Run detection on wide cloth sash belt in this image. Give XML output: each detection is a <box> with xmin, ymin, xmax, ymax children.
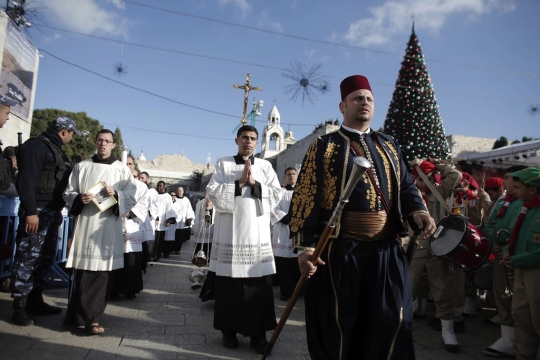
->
<box><xmin>340</xmin><ymin>210</ymin><xmax>396</xmax><ymax>241</ymax></box>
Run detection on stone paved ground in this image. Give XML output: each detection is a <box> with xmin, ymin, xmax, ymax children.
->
<box><xmin>0</xmin><ymin>241</ymin><xmax>501</xmax><ymax>359</ymax></box>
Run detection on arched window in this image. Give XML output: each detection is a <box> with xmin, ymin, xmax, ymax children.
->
<box><xmin>269</xmin><ymin>133</ymin><xmax>280</xmax><ymax>150</ymax></box>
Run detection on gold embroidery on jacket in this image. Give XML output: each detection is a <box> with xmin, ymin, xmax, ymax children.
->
<box><xmin>322</xmin><ymin>142</ymin><xmax>337</xmax><ymax>210</ymax></box>
<box><xmin>385</xmin><ymin>140</ymin><xmax>401</xmax><ymax>182</ymax></box>
<box><xmin>290</xmin><ymin>140</ymin><xmax>318</xmax><ymax>233</ymax></box>
<box><xmin>376</xmin><ymin>143</ymin><xmax>394</xmax><ymax>206</ymax></box>
<box><xmin>351</xmin><ymin>140</ymin><xmax>377</xmax><ymax>210</ymax></box>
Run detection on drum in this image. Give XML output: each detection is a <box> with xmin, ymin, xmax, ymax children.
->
<box><xmin>429</xmin><ymin>215</ymin><xmax>492</xmax><ymax>272</ymax></box>
<box><xmin>469</xmin><ymin>258</ymin><xmax>494</xmax><ymax>290</ymax></box>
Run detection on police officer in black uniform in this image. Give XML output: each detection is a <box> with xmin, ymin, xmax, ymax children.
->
<box><xmin>11</xmin><ymin>116</ymin><xmax>80</xmax><ymax>326</ymax></box>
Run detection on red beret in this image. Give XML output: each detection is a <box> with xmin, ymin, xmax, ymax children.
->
<box><xmin>340</xmin><ymin>75</ymin><xmax>372</xmax><ymax>101</ymax></box>
<box><xmin>484</xmin><ymin>177</ymin><xmax>503</xmax><ymax>190</ymax></box>
<box><xmin>460</xmin><ymin>172</ymin><xmax>479</xmax><ymax>190</ymax></box>
<box><xmin>412</xmin><ymin>161</ymin><xmax>436</xmax><ymax>177</ymax></box>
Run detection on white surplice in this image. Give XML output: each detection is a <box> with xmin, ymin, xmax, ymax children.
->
<box><xmin>207</xmin><ymin>156</ymin><xmax>282</xmax><ymax>278</ymax></box>
<box><xmin>145</xmin><ymin>187</ymin><xmax>160</xmax><ymax>233</ymax></box>
<box><xmin>270</xmin><ymin>186</ymin><xmax>296</xmax><ymax>258</ymax></box>
<box><xmin>64</xmin><ymin>159</ymin><xmax>138</xmax><ymax>271</ymax></box>
<box><xmin>123</xmin><ymin>179</ymin><xmax>151</xmax><ymax>253</ymax></box>
<box><xmin>155</xmin><ymin>193</ymin><xmax>174</xmax><ymax>231</ymax></box>
<box><xmin>174</xmin><ymin>196</ymin><xmax>194</xmax><ymax>229</ymax></box>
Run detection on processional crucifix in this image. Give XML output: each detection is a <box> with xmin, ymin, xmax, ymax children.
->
<box><xmin>233</xmin><ymin>73</ymin><xmax>262</xmax><ymax>125</ymax></box>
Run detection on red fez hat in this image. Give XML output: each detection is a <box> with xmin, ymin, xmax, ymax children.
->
<box><xmin>460</xmin><ymin>172</ymin><xmax>479</xmax><ymax>190</ymax></box>
<box><xmin>340</xmin><ymin>75</ymin><xmax>372</xmax><ymax>101</ymax></box>
<box><xmin>484</xmin><ymin>177</ymin><xmax>503</xmax><ymax>190</ymax></box>
<box><xmin>412</xmin><ymin>161</ymin><xmax>436</xmax><ymax>177</ymax></box>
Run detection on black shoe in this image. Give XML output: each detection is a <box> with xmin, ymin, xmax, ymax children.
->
<box><xmin>26</xmin><ymin>289</ymin><xmax>62</xmax><ymax>315</ymax></box>
<box><xmin>222</xmin><ymin>331</ymin><xmax>238</xmax><ymax>349</ymax></box>
<box><xmin>125</xmin><ymin>293</ymin><xmax>136</xmax><ymax>300</ymax></box>
<box><xmin>174</xmin><ymin>251</ymin><xmax>180</xmax><ymax>255</ymax></box>
<box><xmin>250</xmin><ymin>337</ymin><xmax>269</xmax><ymax>356</ymax></box>
<box><xmin>454</xmin><ymin>320</ymin><xmax>466</xmax><ymax>333</ymax></box>
<box><xmin>109</xmin><ymin>294</ymin><xmax>120</xmax><ymax>301</ymax></box>
<box><xmin>12</xmin><ymin>297</ymin><xmax>34</xmax><ymax>326</ymax></box>
<box><xmin>163</xmin><ymin>254</ymin><xmax>170</xmax><ymax>258</ymax></box>
<box><xmin>279</xmin><ymin>295</ymin><xmax>289</xmax><ymax>302</ymax></box>
<box><xmin>445</xmin><ymin>344</ymin><xmax>460</xmax><ymax>353</ymax></box>
<box><xmin>427</xmin><ymin>317</ymin><xmax>440</xmax><ymax>328</ymax></box>
<box><xmin>432</xmin><ymin>319</ymin><xmax>466</xmax><ymax>333</ymax></box>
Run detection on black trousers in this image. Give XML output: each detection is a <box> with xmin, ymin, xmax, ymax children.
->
<box><xmin>275</xmin><ymin>256</ymin><xmax>301</xmax><ymax>299</ymax></box>
<box><xmin>305</xmin><ymin>237</ymin><xmax>415</xmax><ymax>360</ymax></box>
<box><xmin>152</xmin><ymin>231</ymin><xmax>165</xmax><ymax>261</ymax></box>
<box><xmin>214</xmin><ymin>275</ymin><xmax>277</xmax><ymax>337</ymax></box>
<box><xmin>64</xmin><ymin>269</ymin><xmax>113</xmax><ymax>327</ymax></box>
<box><xmin>172</xmin><ymin>229</ymin><xmax>183</xmax><ymax>252</ymax></box>
<box><xmin>112</xmin><ymin>252</ymin><xmax>142</xmax><ymax>295</ymax></box>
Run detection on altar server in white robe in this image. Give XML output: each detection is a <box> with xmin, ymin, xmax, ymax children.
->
<box><xmin>112</xmin><ymin>171</ymin><xmax>150</xmax><ymax>299</ymax></box>
<box><xmin>206</xmin><ymin>125</ymin><xmax>282</xmax><ymax>356</ymax></box>
<box><xmin>270</xmin><ymin>167</ymin><xmax>301</xmax><ymax>302</ymax></box>
<box><xmin>138</xmin><ymin>171</ymin><xmax>159</xmax><ymax>270</ymax></box>
<box><xmin>63</xmin><ymin>129</ymin><xmax>138</xmax><ymax>335</ymax></box>
<box><xmin>173</xmin><ymin>186</ymin><xmax>195</xmax><ymax>253</ymax></box>
<box><xmin>152</xmin><ymin>181</ymin><xmax>175</xmax><ymax>261</ymax></box>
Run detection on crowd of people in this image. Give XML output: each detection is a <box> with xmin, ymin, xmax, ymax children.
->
<box><xmin>1</xmin><ymin>72</ymin><xmax>540</xmax><ymax>360</ymax></box>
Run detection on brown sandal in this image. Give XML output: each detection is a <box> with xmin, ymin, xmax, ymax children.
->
<box><xmin>85</xmin><ymin>323</ymin><xmax>105</xmax><ymax>335</ymax></box>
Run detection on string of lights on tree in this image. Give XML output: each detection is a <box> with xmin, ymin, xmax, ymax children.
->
<box><xmin>383</xmin><ymin>25</ymin><xmax>452</xmax><ymax>161</ymax></box>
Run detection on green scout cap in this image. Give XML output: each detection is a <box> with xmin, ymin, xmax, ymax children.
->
<box><xmin>509</xmin><ymin>167</ymin><xmax>540</xmax><ymax>187</ymax></box>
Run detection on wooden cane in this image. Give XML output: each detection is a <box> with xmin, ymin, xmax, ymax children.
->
<box><xmin>261</xmin><ymin>156</ymin><xmax>371</xmax><ymax>359</ymax></box>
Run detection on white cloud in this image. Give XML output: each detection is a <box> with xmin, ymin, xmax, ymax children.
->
<box><xmin>343</xmin><ymin>0</ymin><xmax>517</xmax><ymax>47</ymax></box>
<box><xmin>42</xmin><ymin>33</ymin><xmax>61</xmax><ymax>43</ymax></box>
<box><xmin>107</xmin><ymin>0</ymin><xmax>126</xmax><ymax>10</ymax></box>
<box><xmin>217</xmin><ymin>0</ymin><xmax>252</xmax><ymax>19</ymax></box>
<box><xmin>258</xmin><ymin>10</ymin><xmax>284</xmax><ymax>33</ymax></box>
<box><xmin>34</xmin><ymin>0</ymin><xmax>129</xmax><ymax>38</ymax></box>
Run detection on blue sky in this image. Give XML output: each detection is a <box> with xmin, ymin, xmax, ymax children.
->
<box><xmin>6</xmin><ymin>0</ymin><xmax>539</xmax><ymax>164</ymax></box>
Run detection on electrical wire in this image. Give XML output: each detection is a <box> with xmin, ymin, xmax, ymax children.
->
<box><xmin>35</xmin><ymin>26</ymin><xmax>536</xmax><ymax>104</ymax></box>
<box><xmin>118</xmin><ymin>0</ymin><xmax>540</xmax><ymax>79</ymax></box>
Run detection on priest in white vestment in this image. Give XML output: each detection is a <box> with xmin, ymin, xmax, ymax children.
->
<box><xmin>270</xmin><ymin>167</ymin><xmax>301</xmax><ymax>302</ymax></box>
<box><xmin>63</xmin><ymin>129</ymin><xmax>138</xmax><ymax>335</ymax></box>
<box><xmin>206</xmin><ymin>125</ymin><xmax>282</xmax><ymax>356</ymax></box>
<box><xmin>112</xmin><ymin>171</ymin><xmax>149</xmax><ymax>299</ymax></box>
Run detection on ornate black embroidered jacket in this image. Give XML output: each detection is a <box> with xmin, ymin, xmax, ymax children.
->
<box><xmin>289</xmin><ymin>127</ymin><xmax>427</xmax><ymax>249</ymax></box>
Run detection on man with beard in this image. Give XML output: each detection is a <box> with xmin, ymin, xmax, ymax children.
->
<box><xmin>63</xmin><ymin>129</ymin><xmax>138</xmax><ymax>335</ymax></box>
<box><xmin>289</xmin><ymin>75</ymin><xmax>435</xmax><ymax>359</ymax></box>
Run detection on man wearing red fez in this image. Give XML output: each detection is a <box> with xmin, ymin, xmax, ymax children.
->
<box><xmin>483</xmin><ymin>165</ymin><xmax>527</xmax><ymax>357</ymax></box>
<box><xmin>409</xmin><ymin>158</ymin><xmax>464</xmax><ymax>352</ymax></box>
<box><xmin>499</xmin><ymin>167</ymin><xmax>540</xmax><ymax>359</ymax></box>
<box><xmin>289</xmin><ymin>75</ymin><xmax>436</xmax><ymax>359</ymax></box>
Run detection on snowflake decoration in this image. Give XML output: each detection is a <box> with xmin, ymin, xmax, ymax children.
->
<box><xmin>527</xmin><ymin>103</ymin><xmax>539</xmax><ymax>116</ymax></box>
<box><xmin>282</xmin><ymin>60</ymin><xmax>330</xmax><ymax>106</ymax></box>
<box><xmin>113</xmin><ymin>62</ymin><xmax>128</xmax><ymax>77</ymax></box>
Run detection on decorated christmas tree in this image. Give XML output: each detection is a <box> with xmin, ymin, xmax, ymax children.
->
<box><xmin>383</xmin><ymin>25</ymin><xmax>452</xmax><ymax>161</ymax></box>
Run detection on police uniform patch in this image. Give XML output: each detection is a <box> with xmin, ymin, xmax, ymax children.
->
<box><xmin>534</xmin><ymin>233</ymin><xmax>540</xmax><ymax>244</ymax></box>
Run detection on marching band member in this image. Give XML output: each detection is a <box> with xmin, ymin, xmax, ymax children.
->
<box><xmin>483</xmin><ymin>166</ymin><xmax>527</xmax><ymax>357</ymax></box>
<box><xmin>411</xmin><ymin>158</ymin><xmax>464</xmax><ymax>352</ymax></box>
<box><xmin>500</xmin><ymin>167</ymin><xmax>540</xmax><ymax>360</ymax></box>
